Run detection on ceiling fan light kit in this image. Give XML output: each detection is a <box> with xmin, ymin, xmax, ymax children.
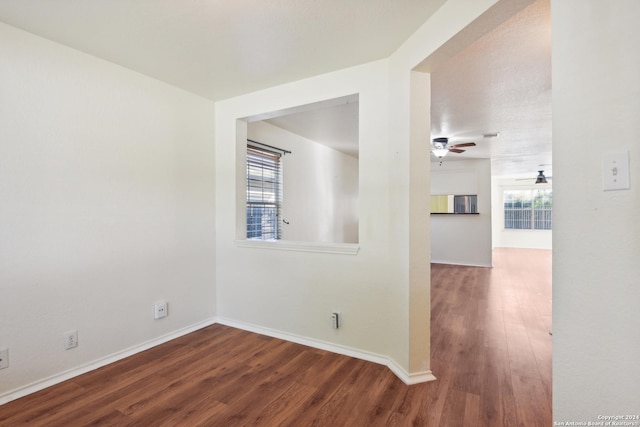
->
<box><xmin>432</xmin><ymin>148</ymin><xmax>449</xmax><ymax>158</ymax></box>
<box><xmin>535</xmin><ymin>170</ymin><xmax>548</xmax><ymax>184</ymax></box>
<box><xmin>430</xmin><ymin>137</ymin><xmax>477</xmax><ymax>164</ymax></box>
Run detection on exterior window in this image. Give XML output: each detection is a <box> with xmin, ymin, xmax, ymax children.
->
<box><xmin>246</xmin><ymin>146</ymin><xmax>282</xmax><ymax>239</ymax></box>
<box><xmin>504</xmin><ymin>189</ymin><xmax>552</xmax><ymax>230</ymax></box>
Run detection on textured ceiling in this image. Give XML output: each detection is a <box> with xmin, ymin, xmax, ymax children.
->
<box><xmin>428</xmin><ymin>0</ymin><xmax>552</xmax><ymax>177</ymax></box>
<box><xmin>0</xmin><ymin>0</ymin><xmax>445</xmax><ymax>101</ymax></box>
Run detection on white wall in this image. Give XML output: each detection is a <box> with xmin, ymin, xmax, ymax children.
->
<box><xmin>216</xmin><ymin>60</ymin><xmax>414</xmax><ymax>373</ymax></box>
<box><xmin>0</xmin><ymin>23</ymin><xmax>216</xmax><ymax>399</ymax></box>
<box><xmin>247</xmin><ymin>121</ymin><xmax>358</xmax><ymax>243</ymax></box>
<box><xmin>552</xmin><ymin>0</ymin><xmax>640</xmax><ymax>421</ymax></box>
<box><xmin>216</xmin><ymin>0</ymin><xmax>500</xmax><ymax>382</ymax></box>
<box><xmin>430</xmin><ymin>159</ymin><xmax>493</xmax><ymax>266</ymax></box>
<box><xmin>491</xmin><ymin>176</ymin><xmax>552</xmax><ymax>249</ymax></box>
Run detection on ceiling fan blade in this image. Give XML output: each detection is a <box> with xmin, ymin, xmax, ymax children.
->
<box><xmin>448</xmin><ymin>148</ymin><xmax>465</xmax><ymax>153</ymax></box>
<box><xmin>515</xmin><ymin>176</ymin><xmax>552</xmax><ymax>182</ymax></box>
<box><xmin>450</xmin><ymin>142</ymin><xmax>476</xmax><ymax>148</ymax></box>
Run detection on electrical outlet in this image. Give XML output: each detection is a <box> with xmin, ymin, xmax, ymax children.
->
<box><xmin>154</xmin><ymin>302</ymin><xmax>168</xmax><ymax>319</ymax></box>
<box><xmin>0</xmin><ymin>348</ymin><xmax>8</xmax><ymax>369</ymax></box>
<box><xmin>64</xmin><ymin>330</ymin><xmax>78</xmax><ymax>350</ymax></box>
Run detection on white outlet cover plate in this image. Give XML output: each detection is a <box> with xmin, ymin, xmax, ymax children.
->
<box><xmin>154</xmin><ymin>302</ymin><xmax>167</xmax><ymax>319</ymax></box>
<box><xmin>64</xmin><ymin>330</ymin><xmax>78</xmax><ymax>350</ymax></box>
<box><xmin>603</xmin><ymin>151</ymin><xmax>630</xmax><ymax>191</ymax></box>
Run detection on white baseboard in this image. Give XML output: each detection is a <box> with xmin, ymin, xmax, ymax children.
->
<box><xmin>1</xmin><ymin>316</ymin><xmax>436</xmax><ymax>406</ymax></box>
<box><xmin>431</xmin><ymin>259</ymin><xmax>493</xmax><ymax>268</ymax></box>
<box><xmin>0</xmin><ymin>317</ymin><xmax>217</xmax><ymax>406</ymax></box>
<box><xmin>216</xmin><ymin>317</ymin><xmax>436</xmax><ymax>385</ymax></box>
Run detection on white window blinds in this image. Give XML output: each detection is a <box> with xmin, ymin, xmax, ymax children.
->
<box><xmin>246</xmin><ymin>146</ymin><xmax>282</xmax><ymax>240</ymax></box>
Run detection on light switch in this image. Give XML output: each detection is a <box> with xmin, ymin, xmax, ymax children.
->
<box><xmin>602</xmin><ymin>151</ymin><xmax>630</xmax><ymax>191</ymax></box>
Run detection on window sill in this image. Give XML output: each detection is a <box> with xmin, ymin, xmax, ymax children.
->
<box><xmin>235</xmin><ymin>239</ymin><xmax>360</xmax><ymax>255</ymax></box>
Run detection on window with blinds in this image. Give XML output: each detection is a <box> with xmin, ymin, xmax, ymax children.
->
<box><xmin>504</xmin><ymin>189</ymin><xmax>552</xmax><ymax>230</ymax></box>
<box><xmin>246</xmin><ymin>146</ymin><xmax>282</xmax><ymax>240</ymax></box>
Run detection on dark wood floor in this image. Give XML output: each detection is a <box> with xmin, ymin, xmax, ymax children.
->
<box><xmin>0</xmin><ymin>248</ymin><xmax>551</xmax><ymax>426</ymax></box>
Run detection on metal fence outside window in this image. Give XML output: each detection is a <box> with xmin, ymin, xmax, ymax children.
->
<box><xmin>504</xmin><ymin>189</ymin><xmax>552</xmax><ymax>230</ymax></box>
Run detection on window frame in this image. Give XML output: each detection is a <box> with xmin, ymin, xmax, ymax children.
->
<box><xmin>503</xmin><ymin>188</ymin><xmax>552</xmax><ymax>230</ymax></box>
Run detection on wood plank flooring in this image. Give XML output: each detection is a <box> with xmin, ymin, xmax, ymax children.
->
<box><xmin>0</xmin><ymin>248</ymin><xmax>551</xmax><ymax>426</ymax></box>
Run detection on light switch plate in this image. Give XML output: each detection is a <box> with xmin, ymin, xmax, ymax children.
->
<box><xmin>603</xmin><ymin>151</ymin><xmax>630</xmax><ymax>191</ymax></box>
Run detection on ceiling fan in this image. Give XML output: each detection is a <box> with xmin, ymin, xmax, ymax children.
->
<box><xmin>431</xmin><ymin>137</ymin><xmax>476</xmax><ymax>164</ymax></box>
<box><xmin>516</xmin><ymin>170</ymin><xmax>552</xmax><ymax>184</ymax></box>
